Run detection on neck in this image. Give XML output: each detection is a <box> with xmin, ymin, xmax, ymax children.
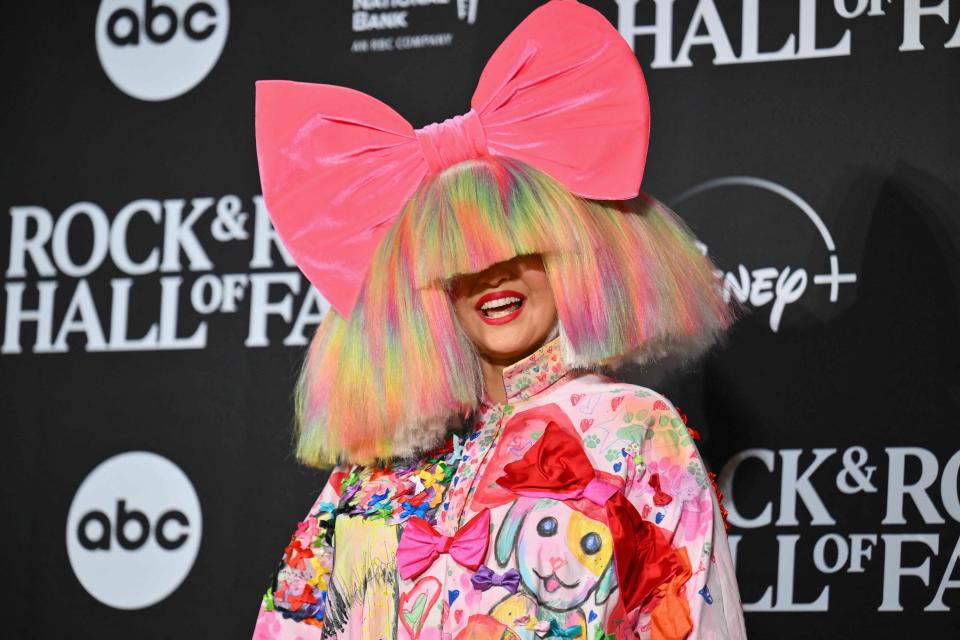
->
<box><xmin>480</xmin><ymin>358</ymin><xmax>508</xmax><ymax>405</ymax></box>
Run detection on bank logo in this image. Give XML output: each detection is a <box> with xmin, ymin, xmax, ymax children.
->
<box><xmin>351</xmin><ymin>0</ymin><xmax>479</xmax><ymax>53</ymax></box>
<box><xmin>66</xmin><ymin>451</ymin><xmax>202</xmax><ymax>609</ymax></box>
<box><xmin>458</xmin><ymin>0</ymin><xmax>479</xmax><ymax>24</ymax></box>
<box><xmin>671</xmin><ymin>176</ymin><xmax>857</xmax><ymax>332</ymax></box>
<box><xmin>95</xmin><ymin>0</ymin><xmax>230</xmax><ymax>101</ymax></box>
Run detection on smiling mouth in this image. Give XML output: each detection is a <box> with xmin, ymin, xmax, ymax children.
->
<box><xmin>532</xmin><ymin>569</ymin><xmax>580</xmax><ymax>594</ymax></box>
<box><xmin>475</xmin><ymin>290</ymin><xmax>526</xmax><ymax>326</ymax></box>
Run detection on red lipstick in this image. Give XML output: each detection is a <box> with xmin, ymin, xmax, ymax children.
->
<box><xmin>474</xmin><ymin>290</ymin><xmax>526</xmax><ymax>326</ymax></box>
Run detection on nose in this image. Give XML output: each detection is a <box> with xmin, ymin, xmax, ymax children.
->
<box><xmin>477</xmin><ymin>262</ymin><xmax>512</xmax><ymax>289</ymax></box>
<box><xmin>480</xmin><ymin>272</ymin><xmax>508</xmax><ymax>289</ymax></box>
<box><xmin>549</xmin><ymin>556</ymin><xmax>566</xmax><ymax>571</ymax></box>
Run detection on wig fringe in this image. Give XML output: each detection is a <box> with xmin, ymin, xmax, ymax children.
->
<box><xmin>295</xmin><ymin>158</ymin><xmax>736</xmax><ymax>467</ymax></box>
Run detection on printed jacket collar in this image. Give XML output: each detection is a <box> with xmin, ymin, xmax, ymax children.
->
<box><xmin>498</xmin><ymin>337</ymin><xmax>574</xmax><ymax>403</ymax></box>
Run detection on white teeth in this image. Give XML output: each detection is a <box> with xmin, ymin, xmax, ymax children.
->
<box><xmin>486</xmin><ymin>307</ymin><xmax>516</xmax><ymax>318</ymax></box>
<box><xmin>480</xmin><ymin>296</ymin><xmax>521</xmax><ymax>311</ymax></box>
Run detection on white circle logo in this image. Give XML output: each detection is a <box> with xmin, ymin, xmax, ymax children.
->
<box><xmin>66</xmin><ymin>451</ymin><xmax>202</xmax><ymax>609</ymax></box>
<box><xmin>95</xmin><ymin>0</ymin><xmax>230</xmax><ymax>101</ymax></box>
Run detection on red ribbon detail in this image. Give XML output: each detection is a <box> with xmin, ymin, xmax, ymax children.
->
<box><xmin>708</xmin><ymin>471</ymin><xmax>731</xmax><ymax>532</ymax></box>
<box><xmin>283</xmin><ymin>538</ymin><xmax>314</xmax><ymax>570</ymax></box>
<box><xmin>286</xmin><ymin>583</ymin><xmax>317</xmax><ymax>612</ymax></box>
<box><xmin>648</xmin><ymin>473</ymin><xmax>673</xmax><ymax>506</ymax></box>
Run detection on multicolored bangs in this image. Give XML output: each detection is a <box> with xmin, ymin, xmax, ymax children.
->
<box><xmin>295</xmin><ymin>157</ymin><xmax>734</xmax><ymax>467</ymax></box>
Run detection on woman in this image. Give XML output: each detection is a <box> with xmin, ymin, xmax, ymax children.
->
<box><xmin>252</xmin><ymin>2</ymin><xmax>745</xmax><ymax>639</ymax></box>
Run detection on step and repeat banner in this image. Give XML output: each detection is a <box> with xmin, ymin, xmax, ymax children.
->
<box><xmin>2</xmin><ymin>1</ymin><xmax>958</xmax><ymax>638</ymax></box>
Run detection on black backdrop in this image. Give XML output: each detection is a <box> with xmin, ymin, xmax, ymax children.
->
<box><xmin>2</xmin><ymin>1</ymin><xmax>959</xmax><ymax>638</ymax></box>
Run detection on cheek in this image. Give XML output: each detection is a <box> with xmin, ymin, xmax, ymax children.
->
<box><xmin>452</xmin><ymin>297</ymin><xmax>482</xmax><ymax>336</ymax></box>
<box><xmin>527</xmin><ymin>281</ymin><xmax>557</xmax><ymax>322</ymax></box>
<box><xmin>448</xmin><ymin>277</ymin><xmax>479</xmax><ymax>324</ymax></box>
<box><xmin>452</xmin><ymin>298</ymin><xmax>472</xmax><ymax>326</ymax></box>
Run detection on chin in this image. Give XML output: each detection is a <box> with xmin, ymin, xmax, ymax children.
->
<box><xmin>478</xmin><ymin>332</ymin><xmax>541</xmax><ymax>362</ymax></box>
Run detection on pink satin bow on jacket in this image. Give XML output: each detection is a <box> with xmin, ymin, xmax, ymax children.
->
<box><xmin>255</xmin><ymin>0</ymin><xmax>650</xmax><ymax>318</ymax></box>
<box><xmin>396</xmin><ymin>508</ymin><xmax>491</xmax><ymax>580</ymax></box>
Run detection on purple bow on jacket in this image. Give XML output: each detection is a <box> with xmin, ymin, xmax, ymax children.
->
<box><xmin>471</xmin><ymin>565</ymin><xmax>521</xmax><ymax>593</ymax></box>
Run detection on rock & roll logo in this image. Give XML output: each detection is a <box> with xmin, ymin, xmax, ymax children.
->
<box><xmin>616</xmin><ymin>0</ymin><xmax>960</xmax><ymax>67</ymax></box>
<box><xmin>670</xmin><ymin>176</ymin><xmax>858</xmax><ymax>333</ymax></box>
<box><xmin>96</xmin><ymin>0</ymin><xmax>230</xmax><ymax>101</ymax></box>
<box><xmin>2</xmin><ymin>195</ymin><xmax>328</xmax><ymax>354</ymax></box>
<box><xmin>65</xmin><ymin>451</ymin><xmax>202</xmax><ymax>609</ymax></box>
<box><xmin>719</xmin><ymin>445</ymin><xmax>960</xmax><ymax>613</ymax></box>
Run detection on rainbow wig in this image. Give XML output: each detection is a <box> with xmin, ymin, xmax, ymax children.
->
<box><xmin>295</xmin><ymin>157</ymin><xmax>734</xmax><ymax>467</ymax></box>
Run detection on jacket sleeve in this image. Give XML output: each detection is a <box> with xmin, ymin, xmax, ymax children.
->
<box><xmin>252</xmin><ymin>465</ymin><xmax>350</xmax><ymax>640</ymax></box>
<box><xmin>622</xmin><ymin>393</ymin><xmax>746</xmax><ymax>640</ymax></box>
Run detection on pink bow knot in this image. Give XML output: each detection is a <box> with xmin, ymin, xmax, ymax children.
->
<box><xmin>435</xmin><ymin>534</ymin><xmax>454</xmax><ymax>554</ymax></box>
<box><xmin>416</xmin><ymin>109</ymin><xmax>489</xmax><ymax>173</ymax></box>
<box><xmin>396</xmin><ymin>508</ymin><xmax>491</xmax><ymax>580</ymax></box>
<box><xmin>582</xmin><ymin>476</ymin><xmax>620</xmax><ymax>506</ymax></box>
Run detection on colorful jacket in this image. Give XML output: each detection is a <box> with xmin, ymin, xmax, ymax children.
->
<box><xmin>252</xmin><ymin>338</ymin><xmax>746</xmax><ymax>640</ymax></box>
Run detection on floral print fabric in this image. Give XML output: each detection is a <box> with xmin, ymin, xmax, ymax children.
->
<box><xmin>253</xmin><ymin>339</ymin><xmax>746</xmax><ymax>640</ymax></box>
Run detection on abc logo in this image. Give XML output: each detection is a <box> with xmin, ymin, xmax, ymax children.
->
<box><xmin>77</xmin><ymin>500</ymin><xmax>190</xmax><ymax>551</ymax></box>
<box><xmin>95</xmin><ymin>0</ymin><xmax>230</xmax><ymax>101</ymax></box>
<box><xmin>66</xmin><ymin>451</ymin><xmax>202</xmax><ymax>609</ymax></box>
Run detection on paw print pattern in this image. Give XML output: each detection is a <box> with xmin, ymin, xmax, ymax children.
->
<box><xmin>584</xmin><ymin>435</ymin><xmax>601</xmax><ymax>448</ymax></box>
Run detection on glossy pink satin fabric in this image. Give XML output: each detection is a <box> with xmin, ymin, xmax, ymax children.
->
<box><xmin>255</xmin><ymin>0</ymin><xmax>650</xmax><ymax>317</ymax></box>
<box><xmin>396</xmin><ymin>508</ymin><xmax>491</xmax><ymax>580</ymax></box>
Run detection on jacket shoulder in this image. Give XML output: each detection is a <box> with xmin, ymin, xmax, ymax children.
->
<box><xmin>547</xmin><ymin>372</ymin><xmax>680</xmax><ymax>417</ymax></box>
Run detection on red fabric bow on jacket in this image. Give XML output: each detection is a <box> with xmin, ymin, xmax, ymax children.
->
<box><xmin>396</xmin><ymin>509</ymin><xmax>491</xmax><ymax>580</ymax></box>
<box><xmin>496</xmin><ymin>423</ymin><xmax>688</xmax><ymax>616</ymax></box>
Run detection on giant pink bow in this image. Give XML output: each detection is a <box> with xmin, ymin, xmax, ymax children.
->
<box><xmin>255</xmin><ymin>0</ymin><xmax>650</xmax><ymax>318</ymax></box>
<box><xmin>396</xmin><ymin>508</ymin><xmax>491</xmax><ymax>580</ymax></box>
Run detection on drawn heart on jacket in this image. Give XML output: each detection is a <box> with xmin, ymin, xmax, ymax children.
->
<box><xmin>579</xmin><ymin>418</ymin><xmax>593</xmax><ymax>433</ymax></box>
<box><xmin>399</xmin><ymin>576</ymin><xmax>441</xmax><ymax>639</ymax></box>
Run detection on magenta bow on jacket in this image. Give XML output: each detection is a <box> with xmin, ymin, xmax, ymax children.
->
<box><xmin>396</xmin><ymin>508</ymin><xmax>491</xmax><ymax>580</ymax></box>
<box><xmin>254</xmin><ymin>0</ymin><xmax>650</xmax><ymax>318</ymax></box>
